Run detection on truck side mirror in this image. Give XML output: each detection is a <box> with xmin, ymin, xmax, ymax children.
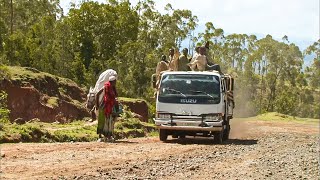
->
<box><xmin>151</xmin><ymin>74</ymin><xmax>157</xmax><ymax>88</ymax></box>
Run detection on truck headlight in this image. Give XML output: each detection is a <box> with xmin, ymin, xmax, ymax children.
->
<box><xmin>157</xmin><ymin>113</ymin><xmax>171</xmax><ymax>119</ymax></box>
<box><xmin>204</xmin><ymin>114</ymin><xmax>222</xmax><ymax>121</ymax></box>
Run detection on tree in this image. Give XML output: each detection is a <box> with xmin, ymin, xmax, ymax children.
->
<box><xmin>305</xmin><ymin>39</ymin><xmax>320</xmax><ymax>88</ymax></box>
<box><xmin>0</xmin><ymin>0</ymin><xmax>317</xmax><ymax>119</ymax></box>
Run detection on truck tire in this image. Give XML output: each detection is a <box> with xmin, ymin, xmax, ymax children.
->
<box><xmin>159</xmin><ymin>129</ymin><xmax>168</xmax><ymax>141</ymax></box>
<box><xmin>172</xmin><ymin>134</ymin><xmax>178</xmax><ymax>138</ymax></box>
<box><xmin>213</xmin><ymin>130</ymin><xmax>223</xmax><ymax>144</ymax></box>
<box><xmin>179</xmin><ymin>134</ymin><xmax>186</xmax><ymax>139</ymax></box>
<box><xmin>223</xmin><ymin>124</ymin><xmax>230</xmax><ymax>141</ymax></box>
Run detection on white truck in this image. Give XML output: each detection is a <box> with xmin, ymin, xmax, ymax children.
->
<box><xmin>152</xmin><ymin>71</ymin><xmax>234</xmax><ymax>144</ymax></box>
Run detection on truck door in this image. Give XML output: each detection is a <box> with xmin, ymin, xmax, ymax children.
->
<box><xmin>227</xmin><ymin>76</ymin><xmax>234</xmax><ymax>117</ymax></box>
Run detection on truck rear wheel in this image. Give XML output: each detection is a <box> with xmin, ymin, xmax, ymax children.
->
<box><xmin>159</xmin><ymin>129</ymin><xmax>168</xmax><ymax>141</ymax></box>
<box><xmin>213</xmin><ymin>131</ymin><xmax>223</xmax><ymax>144</ymax></box>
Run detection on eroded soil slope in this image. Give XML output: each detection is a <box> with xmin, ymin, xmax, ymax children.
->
<box><xmin>1</xmin><ymin>119</ymin><xmax>319</xmax><ymax>180</ymax></box>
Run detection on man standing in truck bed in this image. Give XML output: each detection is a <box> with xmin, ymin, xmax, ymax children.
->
<box><xmin>177</xmin><ymin>48</ymin><xmax>190</xmax><ymax>71</ymax></box>
<box><xmin>156</xmin><ymin>55</ymin><xmax>169</xmax><ymax>88</ymax></box>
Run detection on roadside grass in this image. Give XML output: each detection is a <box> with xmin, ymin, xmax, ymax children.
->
<box><xmin>114</xmin><ymin>117</ymin><xmax>156</xmax><ymax>139</ymax></box>
<box><xmin>246</xmin><ymin>112</ymin><xmax>319</xmax><ymax>124</ymax></box>
<box><xmin>118</xmin><ymin>97</ymin><xmax>146</xmax><ymax>103</ymax></box>
<box><xmin>0</xmin><ymin>65</ymin><xmax>10</xmax><ymax>79</ymax></box>
<box><xmin>148</xmin><ymin>130</ymin><xmax>159</xmax><ymax>137</ymax></box>
<box><xmin>0</xmin><ymin>117</ymin><xmax>157</xmax><ymax>143</ymax></box>
<box><xmin>6</xmin><ymin>66</ymin><xmax>76</xmax><ymax>87</ymax></box>
<box><xmin>46</xmin><ymin>97</ymin><xmax>59</xmax><ymax>108</ymax></box>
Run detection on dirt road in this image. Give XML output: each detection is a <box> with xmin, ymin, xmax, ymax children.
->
<box><xmin>1</xmin><ymin>119</ymin><xmax>319</xmax><ymax>180</ymax></box>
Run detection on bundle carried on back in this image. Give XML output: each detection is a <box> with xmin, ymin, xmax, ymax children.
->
<box><xmin>93</xmin><ymin>69</ymin><xmax>117</xmax><ymax>93</ymax></box>
<box><xmin>86</xmin><ymin>69</ymin><xmax>117</xmax><ymax>110</ymax></box>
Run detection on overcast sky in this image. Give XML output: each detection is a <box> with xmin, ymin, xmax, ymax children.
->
<box><xmin>60</xmin><ymin>0</ymin><xmax>319</xmax><ymax>50</ymax></box>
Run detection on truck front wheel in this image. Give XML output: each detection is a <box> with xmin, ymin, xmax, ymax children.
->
<box><xmin>213</xmin><ymin>130</ymin><xmax>223</xmax><ymax>144</ymax></box>
<box><xmin>223</xmin><ymin>124</ymin><xmax>230</xmax><ymax>141</ymax></box>
<box><xmin>159</xmin><ymin>129</ymin><xmax>168</xmax><ymax>141</ymax></box>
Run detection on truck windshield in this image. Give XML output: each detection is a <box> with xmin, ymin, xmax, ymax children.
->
<box><xmin>158</xmin><ymin>74</ymin><xmax>221</xmax><ymax>104</ymax></box>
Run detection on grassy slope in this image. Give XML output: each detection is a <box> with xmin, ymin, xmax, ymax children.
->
<box><xmin>6</xmin><ymin>66</ymin><xmax>76</xmax><ymax>87</ymax></box>
<box><xmin>0</xmin><ymin>104</ymin><xmax>156</xmax><ymax>143</ymax></box>
<box><xmin>2</xmin><ymin>66</ymin><xmax>86</xmax><ymax>111</ymax></box>
<box><xmin>0</xmin><ymin>118</ymin><xmax>157</xmax><ymax>143</ymax></box>
<box><xmin>0</xmin><ymin>101</ymin><xmax>157</xmax><ymax>143</ymax></box>
<box><xmin>0</xmin><ymin>66</ymin><xmax>157</xmax><ymax>143</ymax></box>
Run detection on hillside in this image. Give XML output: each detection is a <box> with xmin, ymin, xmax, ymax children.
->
<box><xmin>0</xmin><ymin>66</ymin><xmax>156</xmax><ymax>143</ymax></box>
<box><xmin>0</xmin><ymin>66</ymin><xmax>151</xmax><ymax>123</ymax></box>
<box><xmin>0</xmin><ymin>66</ymin><xmax>89</xmax><ymax>123</ymax></box>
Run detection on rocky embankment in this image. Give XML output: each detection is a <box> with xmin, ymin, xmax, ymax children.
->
<box><xmin>0</xmin><ymin>66</ymin><xmax>89</xmax><ymax>123</ymax></box>
<box><xmin>0</xmin><ymin>66</ymin><xmax>149</xmax><ymax>123</ymax></box>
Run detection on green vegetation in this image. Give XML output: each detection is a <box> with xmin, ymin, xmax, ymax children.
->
<box><xmin>0</xmin><ymin>0</ymin><xmax>319</xmax><ymax>120</ymax></box>
<box><xmin>0</xmin><ymin>65</ymin><xmax>10</xmax><ymax>79</ymax></box>
<box><xmin>119</xmin><ymin>97</ymin><xmax>146</xmax><ymax>103</ymax></box>
<box><xmin>7</xmin><ymin>66</ymin><xmax>44</xmax><ymax>80</ymax></box>
<box><xmin>46</xmin><ymin>97</ymin><xmax>59</xmax><ymax>108</ymax></box>
<box><xmin>147</xmin><ymin>130</ymin><xmax>159</xmax><ymax>137</ymax></box>
<box><xmin>0</xmin><ymin>91</ymin><xmax>9</xmax><ymax>124</ymax></box>
<box><xmin>0</xmin><ymin>118</ymin><xmax>156</xmax><ymax>143</ymax></box>
<box><xmin>0</xmin><ymin>107</ymin><xmax>156</xmax><ymax>143</ymax></box>
<box><xmin>6</xmin><ymin>66</ymin><xmax>78</xmax><ymax>88</ymax></box>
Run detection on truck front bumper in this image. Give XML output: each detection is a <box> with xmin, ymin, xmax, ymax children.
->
<box><xmin>154</xmin><ymin>118</ymin><xmax>224</xmax><ymax>132</ymax></box>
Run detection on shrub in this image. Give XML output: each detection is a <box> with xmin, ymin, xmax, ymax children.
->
<box><xmin>0</xmin><ymin>91</ymin><xmax>10</xmax><ymax>124</ymax></box>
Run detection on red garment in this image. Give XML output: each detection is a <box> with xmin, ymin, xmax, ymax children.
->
<box><xmin>103</xmin><ymin>81</ymin><xmax>117</xmax><ymax>116</ymax></box>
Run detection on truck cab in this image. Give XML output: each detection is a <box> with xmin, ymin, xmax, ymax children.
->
<box><xmin>152</xmin><ymin>71</ymin><xmax>234</xmax><ymax>143</ymax></box>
